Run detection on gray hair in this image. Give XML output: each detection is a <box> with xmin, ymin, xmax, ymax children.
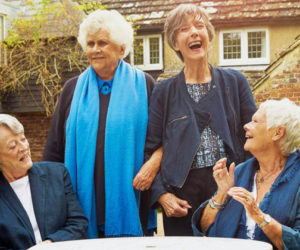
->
<box><xmin>260</xmin><ymin>98</ymin><xmax>300</xmax><ymax>156</ymax></box>
<box><xmin>0</xmin><ymin>114</ymin><xmax>24</xmax><ymax>134</ymax></box>
<box><xmin>164</xmin><ymin>4</ymin><xmax>215</xmax><ymax>61</ymax></box>
<box><xmin>77</xmin><ymin>9</ymin><xmax>133</xmax><ymax>58</ymax></box>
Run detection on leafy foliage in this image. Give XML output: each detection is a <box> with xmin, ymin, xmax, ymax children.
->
<box><xmin>0</xmin><ymin>0</ymin><xmax>105</xmax><ymax>115</ymax></box>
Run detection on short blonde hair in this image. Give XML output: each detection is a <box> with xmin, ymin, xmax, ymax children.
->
<box><xmin>0</xmin><ymin>114</ymin><xmax>24</xmax><ymax>134</ymax></box>
<box><xmin>260</xmin><ymin>98</ymin><xmax>300</xmax><ymax>156</ymax></box>
<box><xmin>77</xmin><ymin>9</ymin><xmax>133</xmax><ymax>58</ymax></box>
<box><xmin>165</xmin><ymin>4</ymin><xmax>215</xmax><ymax>61</ymax></box>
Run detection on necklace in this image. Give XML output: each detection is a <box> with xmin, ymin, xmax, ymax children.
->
<box><xmin>256</xmin><ymin>162</ymin><xmax>283</xmax><ymax>190</ymax></box>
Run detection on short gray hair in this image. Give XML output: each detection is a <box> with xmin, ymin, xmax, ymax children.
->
<box><xmin>260</xmin><ymin>98</ymin><xmax>300</xmax><ymax>156</ymax></box>
<box><xmin>0</xmin><ymin>114</ymin><xmax>24</xmax><ymax>134</ymax></box>
<box><xmin>165</xmin><ymin>4</ymin><xmax>215</xmax><ymax>61</ymax></box>
<box><xmin>77</xmin><ymin>9</ymin><xmax>133</xmax><ymax>58</ymax></box>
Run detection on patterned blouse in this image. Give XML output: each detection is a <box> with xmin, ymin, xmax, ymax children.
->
<box><xmin>186</xmin><ymin>82</ymin><xmax>227</xmax><ymax>168</ymax></box>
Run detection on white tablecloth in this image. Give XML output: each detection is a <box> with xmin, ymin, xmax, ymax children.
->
<box><xmin>30</xmin><ymin>236</ymin><xmax>273</xmax><ymax>250</ymax></box>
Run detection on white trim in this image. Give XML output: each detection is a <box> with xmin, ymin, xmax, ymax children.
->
<box><xmin>130</xmin><ymin>34</ymin><xmax>163</xmax><ymax>71</ymax></box>
<box><xmin>220</xmin><ymin>65</ymin><xmax>269</xmax><ymax>71</ymax></box>
<box><xmin>219</xmin><ymin>28</ymin><xmax>270</xmax><ymax>67</ymax></box>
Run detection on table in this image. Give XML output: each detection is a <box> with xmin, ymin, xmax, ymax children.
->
<box><xmin>30</xmin><ymin>236</ymin><xmax>272</xmax><ymax>250</ymax></box>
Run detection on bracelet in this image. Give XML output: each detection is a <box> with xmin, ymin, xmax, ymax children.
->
<box><xmin>208</xmin><ymin>196</ymin><xmax>225</xmax><ymax>210</ymax></box>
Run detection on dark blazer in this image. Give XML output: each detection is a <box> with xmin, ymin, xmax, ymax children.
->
<box><xmin>145</xmin><ymin>66</ymin><xmax>257</xmax><ymax>206</ymax></box>
<box><xmin>192</xmin><ymin>150</ymin><xmax>300</xmax><ymax>249</ymax></box>
<box><xmin>0</xmin><ymin>162</ymin><xmax>88</xmax><ymax>249</ymax></box>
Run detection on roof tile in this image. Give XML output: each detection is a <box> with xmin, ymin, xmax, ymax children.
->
<box><xmin>100</xmin><ymin>0</ymin><xmax>300</xmax><ymax>27</ymax></box>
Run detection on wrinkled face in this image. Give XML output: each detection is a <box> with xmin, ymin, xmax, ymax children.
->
<box><xmin>243</xmin><ymin>108</ymin><xmax>275</xmax><ymax>154</ymax></box>
<box><xmin>86</xmin><ymin>29</ymin><xmax>125</xmax><ymax>80</ymax></box>
<box><xmin>0</xmin><ymin>126</ymin><xmax>32</xmax><ymax>177</ymax></box>
<box><xmin>174</xmin><ymin>14</ymin><xmax>210</xmax><ymax>63</ymax></box>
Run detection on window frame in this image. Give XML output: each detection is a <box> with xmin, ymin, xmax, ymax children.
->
<box><xmin>131</xmin><ymin>34</ymin><xmax>163</xmax><ymax>71</ymax></box>
<box><xmin>219</xmin><ymin>28</ymin><xmax>270</xmax><ymax>67</ymax></box>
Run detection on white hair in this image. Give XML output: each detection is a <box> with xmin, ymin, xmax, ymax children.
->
<box><xmin>260</xmin><ymin>98</ymin><xmax>300</xmax><ymax>156</ymax></box>
<box><xmin>0</xmin><ymin>114</ymin><xmax>24</xmax><ymax>134</ymax></box>
<box><xmin>77</xmin><ymin>9</ymin><xmax>133</xmax><ymax>58</ymax></box>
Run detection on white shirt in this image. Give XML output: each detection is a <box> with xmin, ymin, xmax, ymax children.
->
<box><xmin>245</xmin><ymin>173</ymin><xmax>258</xmax><ymax>239</ymax></box>
<box><xmin>10</xmin><ymin>175</ymin><xmax>42</xmax><ymax>243</ymax></box>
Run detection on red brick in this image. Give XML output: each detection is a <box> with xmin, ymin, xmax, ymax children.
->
<box><xmin>14</xmin><ymin>113</ymin><xmax>51</xmax><ymax>162</ymax></box>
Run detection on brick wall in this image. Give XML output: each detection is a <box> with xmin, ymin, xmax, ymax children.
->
<box><xmin>14</xmin><ymin>113</ymin><xmax>52</xmax><ymax>162</ymax></box>
<box><xmin>253</xmin><ymin>59</ymin><xmax>300</xmax><ymax>107</ymax></box>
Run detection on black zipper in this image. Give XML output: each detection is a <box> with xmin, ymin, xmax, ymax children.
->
<box><xmin>167</xmin><ymin>115</ymin><xmax>189</xmax><ymax>125</ymax></box>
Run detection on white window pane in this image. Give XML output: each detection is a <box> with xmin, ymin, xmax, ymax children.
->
<box><xmin>248</xmin><ymin>31</ymin><xmax>266</xmax><ymax>58</ymax></box>
<box><xmin>223</xmin><ymin>32</ymin><xmax>241</xmax><ymax>59</ymax></box>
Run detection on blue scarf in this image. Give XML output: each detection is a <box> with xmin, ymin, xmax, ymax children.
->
<box><xmin>65</xmin><ymin>60</ymin><xmax>156</xmax><ymax>237</ymax></box>
<box><xmin>207</xmin><ymin>151</ymin><xmax>300</xmax><ymax>244</ymax></box>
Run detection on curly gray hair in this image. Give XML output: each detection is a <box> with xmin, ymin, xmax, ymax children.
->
<box><xmin>77</xmin><ymin>9</ymin><xmax>133</xmax><ymax>58</ymax></box>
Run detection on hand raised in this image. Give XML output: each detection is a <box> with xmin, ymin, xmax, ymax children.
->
<box><xmin>213</xmin><ymin>158</ymin><xmax>235</xmax><ymax>194</ymax></box>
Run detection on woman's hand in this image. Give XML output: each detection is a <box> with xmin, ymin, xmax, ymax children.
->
<box><xmin>228</xmin><ymin>187</ymin><xmax>284</xmax><ymax>250</ymax></box>
<box><xmin>158</xmin><ymin>192</ymin><xmax>191</xmax><ymax>217</ymax></box>
<box><xmin>213</xmin><ymin>158</ymin><xmax>235</xmax><ymax>194</ymax></box>
<box><xmin>228</xmin><ymin>187</ymin><xmax>262</xmax><ymax>220</ymax></box>
<box><xmin>133</xmin><ymin>147</ymin><xmax>162</xmax><ymax>191</ymax></box>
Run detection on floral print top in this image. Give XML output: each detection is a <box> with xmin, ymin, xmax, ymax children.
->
<box><xmin>186</xmin><ymin>82</ymin><xmax>227</xmax><ymax>168</ymax></box>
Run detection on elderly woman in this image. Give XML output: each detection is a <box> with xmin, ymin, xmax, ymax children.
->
<box><xmin>0</xmin><ymin>114</ymin><xmax>87</xmax><ymax>249</ymax></box>
<box><xmin>145</xmin><ymin>3</ymin><xmax>257</xmax><ymax>236</ymax></box>
<box><xmin>43</xmin><ymin>9</ymin><xmax>158</xmax><ymax>238</ymax></box>
<box><xmin>192</xmin><ymin>98</ymin><xmax>300</xmax><ymax>250</ymax></box>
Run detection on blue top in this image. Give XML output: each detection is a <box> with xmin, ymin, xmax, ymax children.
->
<box><xmin>192</xmin><ymin>150</ymin><xmax>300</xmax><ymax>250</ymax></box>
<box><xmin>65</xmin><ymin>60</ymin><xmax>155</xmax><ymax>237</ymax></box>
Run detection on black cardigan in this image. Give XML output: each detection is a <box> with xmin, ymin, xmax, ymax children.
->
<box><xmin>43</xmin><ymin>72</ymin><xmax>155</xmax><ymax>228</ymax></box>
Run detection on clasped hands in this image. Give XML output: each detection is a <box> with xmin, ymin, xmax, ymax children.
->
<box><xmin>158</xmin><ymin>192</ymin><xmax>192</xmax><ymax>217</ymax></box>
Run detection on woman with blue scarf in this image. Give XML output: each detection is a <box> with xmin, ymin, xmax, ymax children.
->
<box><xmin>43</xmin><ymin>9</ymin><xmax>159</xmax><ymax>238</ymax></box>
<box><xmin>192</xmin><ymin>98</ymin><xmax>300</xmax><ymax>250</ymax></box>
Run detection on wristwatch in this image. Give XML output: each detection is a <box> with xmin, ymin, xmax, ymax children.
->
<box><xmin>258</xmin><ymin>214</ymin><xmax>271</xmax><ymax>228</ymax></box>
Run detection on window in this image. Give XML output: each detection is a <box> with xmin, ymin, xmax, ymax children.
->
<box><xmin>219</xmin><ymin>29</ymin><xmax>269</xmax><ymax>67</ymax></box>
<box><xmin>131</xmin><ymin>34</ymin><xmax>163</xmax><ymax>70</ymax></box>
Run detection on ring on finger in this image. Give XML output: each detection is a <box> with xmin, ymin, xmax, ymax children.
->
<box><xmin>244</xmin><ymin>196</ymin><xmax>248</xmax><ymax>201</ymax></box>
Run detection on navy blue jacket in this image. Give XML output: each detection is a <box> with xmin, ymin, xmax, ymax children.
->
<box><xmin>0</xmin><ymin>162</ymin><xmax>88</xmax><ymax>249</ymax></box>
<box><xmin>145</xmin><ymin>66</ymin><xmax>257</xmax><ymax>206</ymax></box>
<box><xmin>192</xmin><ymin>150</ymin><xmax>300</xmax><ymax>249</ymax></box>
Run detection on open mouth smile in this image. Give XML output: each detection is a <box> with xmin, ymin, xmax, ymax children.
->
<box><xmin>189</xmin><ymin>41</ymin><xmax>202</xmax><ymax>50</ymax></box>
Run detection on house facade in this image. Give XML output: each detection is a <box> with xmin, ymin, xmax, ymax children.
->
<box><xmin>102</xmin><ymin>0</ymin><xmax>300</xmax><ymax>85</ymax></box>
<box><xmin>1</xmin><ymin>0</ymin><xmax>300</xmax><ymax>161</ymax></box>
